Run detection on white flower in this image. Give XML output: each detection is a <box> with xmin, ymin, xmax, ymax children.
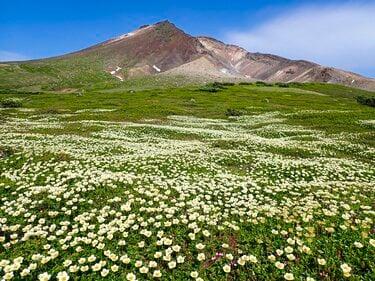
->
<box><xmin>284</xmin><ymin>273</ymin><xmax>294</xmax><ymax>280</ymax></box>
<box><xmin>80</xmin><ymin>265</ymin><xmax>89</xmax><ymax>272</ymax></box>
<box><xmin>154</xmin><ymin>252</ymin><xmax>162</xmax><ymax>259</ymax></box>
<box><xmin>318</xmin><ymin>258</ymin><xmax>326</xmax><ymax>265</ymax></box>
<box><xmin>238</xmin><ymin>258</ymin><xmax>246</xmax><ymax>266</ymax></box>
<box><xmin>126</xmin><ymin>272</ymin><xmax>137</xmax><ymax>281</ymax></box>
<box><xmin>275</xmin><ymin>261</ymin><xmax>285</xmax><ymax>269</ymax></box>
<box><xmin>287</xmin><ymin>254</ymin><xmax>295</xmax><ymax>261</ymax></box>
<box><xmin>276</xmin><ymin>249</ymin><xmax>284</xmax><ymax>256</ymax></box>
<box><xmin>196</xmin><ymin>243</ymin><xmax>205</xmax><ymax>250</ymax></box>
<box><xmin>177</xmin><ymin>255</ymin><xmax>185</xmax><ymax>263</ymax></box>
<box><xmin>38</xmin><ymin>272</ymin><xmax>51</xmax><ymax>281</ymax></box>
<box><xmin>111</xmin><ymin>265</ymin><xmax>119</xmax><ymax>272</ymax></box>
<box><xmin>285</xmin><ymin>246</ymin><xmax>293</xmax><ymax>253</ymax></box>
<box><xmin>63</xmin><ymin>260</ymin><xmax>72</xmax><ymax>267</ymax></box>
<box><xmin>153</xmin><ymin>270</ymin><xmax>162</xmax><ymax>278</ymax></box>
<box><xmin>92</xmin><ymin>263</ymin><xmax>101</xmax><ymax>271</ymax></box>
<box><xmin>340</xmin><ymin>263</ymin><xmax>352</xmax><ymax>273</ymax></box>
<box><xmin>101</xmin><ymin>269</ymin><xmax>109</xmax><ymax>277</ymax></box>
<box><xmin>139</xmin><ymin>266</ymin><xmax>149</xmax><ymax>274</ymax></box>
<box><xmin>57</xmin><ymin>271</ymin><xmax>70</xmax><ymax>281</ymax></box>
<box><xmin>88</xmin><ymin>255</ymin><xmax>96</xmax><ymax>262</ymax></box>
<box><xmin>121</xmin><ymin>255</ymin><xmax>131</xmax><ymax>264</ymax></box>
<box><xmin>20</xmin><ymin>268</ymin><xmax>31</xmax><ymax>277</ymax></box>
<box><xmin>149</xmin><ymin>261</ymin><xmax>158</xmax><ymax>268</ymax></box>
<box><xmin>268</xmin><ymin>254</ymin><xmax>276</xmax><ymax>262</ymax></box>
<box><xmin>190</xmin><ymin>271</ymin><xmax>199</xmax><ymax>278</ymax></box>
<box><xmin>135</xmin><ymin>260</ymin><xmax>143</xmax><ymax>268</ymax></box>
<box><xmin>223</xmin><ymin>264</ymin><xmax>231</xmax><ymax>273</ymax></box>
<box><xmin>197</xmin><ymin>253</ymin><xmax>205</xmax><ymax>261</ymax></box>
<box><xmin>249</xmin><ymin>255</ymin><xmax>258</xmax><ymax>263</ymax></box>
<box><xmin>168</xmin><ymin>261</ymin><xmax>176</xmax><ymax>269</ymax></box>
<box><xmin>3</xmin><ymin>272</ymin><xmax>14</xmax><ymax>280</ymax></box>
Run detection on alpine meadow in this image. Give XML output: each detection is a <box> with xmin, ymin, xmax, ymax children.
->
<box><xmin>0</xmin><ymin>6</ymin><xmax>374</xmax><ymax>281</ymax></box>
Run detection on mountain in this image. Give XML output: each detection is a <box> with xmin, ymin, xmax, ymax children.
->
<box><xmin>1</xmin><ymin>20</ymin><xmax>375</xmax><ymax>91</ymax></box>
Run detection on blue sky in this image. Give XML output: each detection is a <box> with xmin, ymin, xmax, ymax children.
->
<box><xmin>1</xmin><ymin>0</ymin><xmax>374</xmax><ymax>77</ymax></box>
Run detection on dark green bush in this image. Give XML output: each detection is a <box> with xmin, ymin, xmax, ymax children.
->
<box><xmin>289</xmin><ymin>82</ymin><xmax>303</xmax><ymax>87</ymax></box>
<box><xmin>38</xmin><ymin>108</ymin><xmax>64</xmax><ymax>114</ymax></box>
<box><xmin>0</xmin><ymin>146</ymin><xmax>14</xmax><ymax>158</ymax></box>
<box><xmin>276</xmin><ymin>82</ymin><xmax>290</xmax><ymax>88</ymax></box>
<box><xmin>198</xmin><ymin>82</ymin><xmax>230</xmax><ymax>93</ymax></box>
<box><xmin>0</xmin><ymin>89</ymin><xmax>40</xmax><ymax>95</ymax></box>
<box><xmin>0</xmin><ymin>98</ymin><xmax>23</xmax><ymax>108</ymax></box>
<box><xmin>255</xmin><ymin>81</ymin><xmax>273</xmax><ymax>87</ymax></box>
<box><xmin>239</xmin><ymin>82</ymin><xmax>254</xmax><ymax>86</ymax></box>
<box><xmin>226</xmin><ymin>108</ymin><xmax>245</xmax><ymax>117</ymax></box>
<box><xmin>219</xmin><ymin>82</ymin><xmax>235</xmax><ymax>86</ymax></box>
<box><xmin>199</xmin><ymin>87</ymin><xmax>221</xmax><ymax>93</ymax></box>
<box><xmin>356</xmin><ymin>95</ymin><xmax>375</xmax><ymax>107</ymax></box>
<box><xmin>210</xmin><ymin>82</ymin><xmax>225</xmax><ymax>89</ymax></box>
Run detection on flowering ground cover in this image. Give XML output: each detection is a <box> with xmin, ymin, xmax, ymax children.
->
<box><xmin>0</xmin><ymin>83</ymin><xmax>374</xmax><ymax>280</ymax></box>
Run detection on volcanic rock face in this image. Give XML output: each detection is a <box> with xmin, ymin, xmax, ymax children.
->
<box><xmin>17</xmin><ymin>20</ymin><xmax>375</xmax><ymax>90</ymax></box>
<box><xmin>192</xmin><ymin>36</ymin><xmax>374</xmax><ymax>90</ymax></box>
<box><xmin>61</xmin><ymin>21</ymin><xmax>206</xmax><ymax>79</ymax></box>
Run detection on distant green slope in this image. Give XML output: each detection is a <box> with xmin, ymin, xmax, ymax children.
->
<box><xmin>0</xmin><ymin>55</ymin><xmax>117</xmax><ymax>91</ymax></box>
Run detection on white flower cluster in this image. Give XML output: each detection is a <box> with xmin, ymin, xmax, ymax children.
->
<box><xmin>0</xmin><ymin>112</ymin><xmax>373</xmax><ymax>280</ymax></box>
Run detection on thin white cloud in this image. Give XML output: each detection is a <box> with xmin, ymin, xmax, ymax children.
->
<box><xmin>225</xmin><ymin>3</ymin><xmax>375</xmax><ymax>77</ymax></box>
<box><xmin>0</xmin><ymin>51</ymin><xmax>30</xmax><ymax>62</ymax></box>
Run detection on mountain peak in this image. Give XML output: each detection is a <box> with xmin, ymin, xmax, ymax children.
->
<box><xmin>155</xmin><ymin>20</ymin><xmax>174</xmax><ymax>26</ymax></box>
<box><xmin>9</xmin><ymin>20</ymin><xmax>375</xmax><ymax>91</ymax></box>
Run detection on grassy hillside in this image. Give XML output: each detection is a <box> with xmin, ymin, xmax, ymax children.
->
<box><xmin>0</xmin><ymin>82</ymin><xmax>374</xmax><ymax>280</ymax></box>
<box><xmin>0</xmin><ymin>56</ymin><xmax>116</xmax><ymax>91</ymax></box>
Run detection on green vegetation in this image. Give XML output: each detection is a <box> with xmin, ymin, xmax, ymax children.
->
<box><xmin>356</xmin><ymin>95</ymin><xmax>375</xmax><ymax>107</ymax></box>
<box><xmin>0</xmin><ymin>97</ymin><xmax>23</xmax><ymax>108</ymax></box>
<box><xmin>0</xmin><ymin>81</ymin><xmax>374</xmax><ymax>281</ymax></box>
<box><xmin>225</xmin><ymin>108</ymin><xmax>245</xmax><ymax>117</ymax></box>
<box><xmin>198</xmin><ymin>82</ymin><xmax>235</xmax><ymax>93</ymax></box>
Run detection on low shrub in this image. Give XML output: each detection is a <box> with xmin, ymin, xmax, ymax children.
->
<box><xmin>255</xmin><ymin>81</ymin><xmax>273</xmax><ymax>87</ymax></box>
<box><xmin>0</xmin><ymin>97</ymin><xmax>23</xmax><ymax>108</ymax></box>
<box><xmin>199</xmin><ymin>82</ymin><xmax>228</xmax><ymax>93</ymax></box>
<box><xmin>198</xmin><ymin>86</ymin><xmax>221</xmax><ymax>93</ymax></box>
<box><xmin>0</xmin><ymin>89</ymin><xmax>40</xmax><ymax>95</ymax></box>
<box><xmin>275</xmin><ymin>82</ymin><xmax>290</xmax><ymax>88</ymax></box>
<box><xmin>0</xmin><ymin>146</ymin><xmax>14</xmax><ymax>158</ymax></box>
<box><xmin>226</xmin><ymin>108</ymin><xmax>245</xmax><ymax>117</ymax></box>
<box><xmin>38</xmin><ymin>108</ymin><xmax>64</xmax><ymax>114</ymax></box>
<box><xmin>356</xmin><ymin>95</ymin><xmax>375</xmax><ymax>107</ymax></box>
<box><xmin>289</xmin><ymin>82</ymin><xmax>303</xmax><ymax>87</ymax></box>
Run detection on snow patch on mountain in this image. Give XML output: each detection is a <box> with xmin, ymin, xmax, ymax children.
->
<box><xmin>109</xmin><ymin>66</ymin><xmax>124</xmax><ymax>81</ymax></box>
<box><xmin>153</xmin><ymin>65</ymin><xmax>161</xmax><ymax>72</ymax></box>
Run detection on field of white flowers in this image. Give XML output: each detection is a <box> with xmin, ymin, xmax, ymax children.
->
<box><xmin>0</xmin><ymin>111</ymin><xmax>374</xmax><ymax>280</ymax></box>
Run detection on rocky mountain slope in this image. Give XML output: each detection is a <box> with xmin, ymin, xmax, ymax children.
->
<box><xmin>1</xmin><ymin>20</ymin><xmax>375</xmax><ymax>91</ymax></box>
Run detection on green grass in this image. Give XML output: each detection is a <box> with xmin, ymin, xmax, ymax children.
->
<box><xmin>0</xmin><ymin>82</ymin><xmax>374</xmax><ymax>281</ymax></box>
<box><xmin>1</xmin><ymin>82</ymin><xmax>374</xmax><ymax>128</ymax></box>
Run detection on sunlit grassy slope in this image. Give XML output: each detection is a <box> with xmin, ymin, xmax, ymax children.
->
<box><xmin>0</xmin><ymin>82</ymin><xmax>374</xmax><ymax>280</ymax></box>
<box><xmin>1</xmin><ymin>82</ymin><xmax>374</xmax><ymax>132</ymax></box>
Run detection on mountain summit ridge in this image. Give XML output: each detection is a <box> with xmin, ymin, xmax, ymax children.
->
<box><xmin>2</xmin><ymin>20</ymin><xmax>375</xmax><ymax>91</ymax></box>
